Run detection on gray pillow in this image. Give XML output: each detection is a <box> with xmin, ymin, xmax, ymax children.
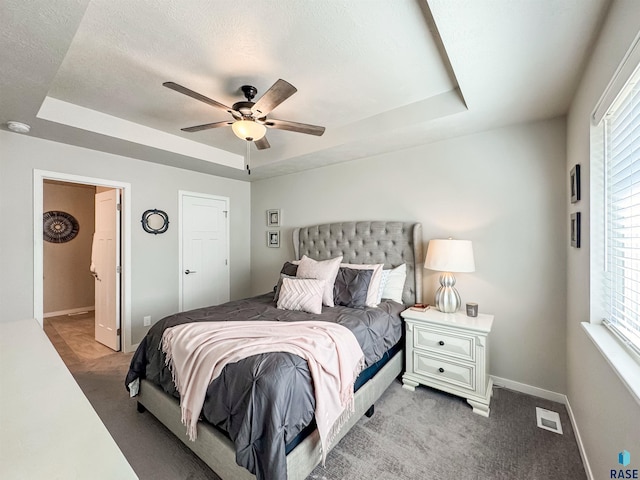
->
<box><xmin>272</xmin><ymin>262</ymin><xmax>300</xmax><ymax>300</ymax></box>
<box><xmin>280</xmin><ymin>261</ymin><xmax>298</xmax><ymax>277</ymax></box>
<box><xmin>333</xmin><ymin>267</ymin><xmax>373</xmax><ymax>309</ymax></box>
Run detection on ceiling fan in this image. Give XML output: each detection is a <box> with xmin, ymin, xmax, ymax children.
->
<box><xmin>163</xmin><ymin>79</ymin><xmax>325</xmax><ymax>152</ymax></box>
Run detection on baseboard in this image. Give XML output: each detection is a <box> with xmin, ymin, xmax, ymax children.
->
<box><xmin>564</xmin><ymin>396</ymin><xmax>594</xmax><ymax>480</ymax></box>
<box><xmin>490</xmin><ymin>375</ymin><xmax>566</xmax><ymax>404</ymax></box>
<box><xmin>44</xmin><ymin>306</ymin><xmax>95</xmax><ymax>318</ymax></box>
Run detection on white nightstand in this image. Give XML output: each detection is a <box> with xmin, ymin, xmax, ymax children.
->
<box><xmin>401</xmin><ymin>307</ymin><xmax>494</xmax><ymax>417</ymax></box>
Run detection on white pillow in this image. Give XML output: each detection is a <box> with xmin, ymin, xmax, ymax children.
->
<box><xmin>381</xmin><ymin>263</ymin><xmax>406</xmax><ymax>304</ymax></box>
<box><xmin>378</xmin><ymin>269</ymin><xmax>391</xmax><ymax>303</ymax></box>
<box><xmin>296</xmin><ymin>255</ymin><xmax>343</xmax><ymax>307</ymax></box>
<box><xmin>277</xmin><ymin>277</ymin><xmax>325</xmax><ymax>314</ymax></box>
<box><xmin>340</xmin><ymin>263</ymin><xmax>384</xmax><ymax>307</ymax></box>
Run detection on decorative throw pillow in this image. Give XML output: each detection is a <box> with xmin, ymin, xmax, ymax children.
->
<box><xmin>296</xmin><ymin>255</ymin><xmax>343</xmax><ymax>307</ymax></box>
<box><xmin>381</xmin><ymin>263</ymin><xmax>407</xmax><ymax>304</ymax></box>
<box><xmin>280</xmin><ymin>261</ymin><xmax>299</xmax><ymax>277</ymax></box>
<box><xmin>333</xmin><ymin>268</ymin><xmax>374</xmax><ymax>308</ymax></box>
<box><xmin>277</xmin><ymin>277</ymin><xmax>325</xmax><ymax>314</ymax></box>
<box><xmin>273</xmin><ymin>273</ymin><xmax>297</xmax><ymax>303</ymax></box>
<box><xmin>339</xmin><ymin>263</ymin><xmax>384</xmax><ymax>307</ymax></box>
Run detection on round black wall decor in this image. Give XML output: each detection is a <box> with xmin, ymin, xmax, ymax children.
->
<box><xmin>43</xmin><ymin>211</ymin><xmax>79</xmax><ymax>243</ymax></box>
<box><xmin>141</xmin><ymin>209</ymin><xmax>169</xmax><ymax>235</ymax></box>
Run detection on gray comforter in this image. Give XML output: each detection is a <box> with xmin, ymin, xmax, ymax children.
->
<box><xmin>125</xmin><ymin>293</ymin><xmax>403</xmax><ymax>480</ymax></box>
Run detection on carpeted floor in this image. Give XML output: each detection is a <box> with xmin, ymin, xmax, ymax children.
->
<box><xmin>307</xmin><ymin>382</ymin><xmax>585</xmax><ymax>480</ymax></box>
<box><xmin>45</xmin><ymin>316</ymin><xmax>586</xmax><ymax>480</ymax></box>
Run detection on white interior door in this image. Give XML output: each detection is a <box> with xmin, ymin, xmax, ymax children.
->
<box><xmin>181</xmin><ymin>194</ymin><xmax>229</xmax><ymax>311</ymax></box>
<box><xmin>93</xmin><ymin>189</ymin><xmax>121</xmax><ymax>351</ymax></box>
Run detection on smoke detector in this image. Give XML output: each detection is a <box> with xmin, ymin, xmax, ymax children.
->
<box><xmin>7</xmin><ymin>121</ymin><xmax>31</xmax><ymax>134</ymax></box>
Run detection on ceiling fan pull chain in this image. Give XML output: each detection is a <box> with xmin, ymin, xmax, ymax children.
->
<box><xmin>245</xmin><ymin>141</ymin><xmax>251</xmax><ymax>175</ymax></box>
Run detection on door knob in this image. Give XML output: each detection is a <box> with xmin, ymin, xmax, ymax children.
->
<box><xmin>184</xmin><ymin>269</ymin><xmax>197</xmax><ymax>275</ymax></box>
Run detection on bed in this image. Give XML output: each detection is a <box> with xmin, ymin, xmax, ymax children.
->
<box><xmin>126</xmin><ymin>221</ymin><xmax>423</xmax><ymax>480</ymax></box>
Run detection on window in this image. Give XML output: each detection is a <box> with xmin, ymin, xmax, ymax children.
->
<box><xmin>601</xmin><ymin>65</ymin><xmax>640</xmax><ymax>359</ymax></box>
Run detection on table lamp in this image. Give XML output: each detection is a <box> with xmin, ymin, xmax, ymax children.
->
<box><xmin>424</xmin><ymin>238</ymin><xmax>475</xmax><ymax>313</ymax></box>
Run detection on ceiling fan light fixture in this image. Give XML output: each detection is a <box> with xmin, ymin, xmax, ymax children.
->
<box><xmin>232</xmin><ymin>120</ymin><xmax>266</xmax><ymax>141</ymax></box>
<box><xmin>164</xmin><ymin>79</ymin><xmax>325</xmax><ymax>149</ymax></box>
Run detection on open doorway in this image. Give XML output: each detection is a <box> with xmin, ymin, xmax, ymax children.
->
<box><xmin>33</xmin><ymin>170</ymin><xmax>133</xmax><ymax>354</ymax></box>
<box><xmin>41</xmin><ymin>180</ymin><xmax>122</xmax><ymax>364</ymax></box>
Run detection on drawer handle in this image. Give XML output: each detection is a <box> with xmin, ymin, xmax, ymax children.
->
<box><xmin>438</xmin><ymin>340</ymin><xmax>445</xmax><ymax>346</ymax></box>
<box><xmin>438</xmin><ymin>367</ymin><xmax>445</xmax><ymax>373</ymax></box>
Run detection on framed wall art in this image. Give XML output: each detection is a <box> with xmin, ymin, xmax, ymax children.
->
<box><xmin>570</xmin><ymin>164</ymin><xmax>581</xmax><ymax>203</ymax></box>
<box><xmin>267</xmin><ymin>209</ymin><xmax>281</xmax><ymax>227</ymax></box>
<box><xmin>267</xmin><ymin>230</ymin><xmax>280</xmax><ymax>248</ymax></box>
<box><xmin>43</xmin><ymin>211</ymin><xmax>79</xmax><ymax>243</ymax></box>
<box><xmin>571</xmin><ymin>212</ymin><xmax>581</xmax><ymax>248</ymax></box>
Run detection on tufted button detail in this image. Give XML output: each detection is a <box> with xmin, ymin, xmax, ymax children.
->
<box><xmin>297</xmin><ymin>221</ymin><xmax>417</xmax><ymax>303</ymax></box>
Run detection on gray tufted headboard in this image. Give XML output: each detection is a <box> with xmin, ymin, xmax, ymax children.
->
<box><xmin>292</xmin><ymin>221</ymin><xmax>423</xmax><ymax>305</ymax></box>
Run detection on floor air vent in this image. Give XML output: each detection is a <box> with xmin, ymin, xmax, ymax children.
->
<box><xmin>536</xmin><ymin>407</ymin><xmax>563</xmax><ymax>434</ymax></box>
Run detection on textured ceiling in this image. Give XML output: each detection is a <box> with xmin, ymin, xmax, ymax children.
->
<box><xmin>0</xmin><ymin>0</ymin><xmax>610</xmax><ymax>181</ymax></box>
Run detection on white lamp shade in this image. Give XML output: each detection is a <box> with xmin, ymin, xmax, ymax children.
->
<box><xmin>232</xmin><ymin>120</ymin><xmax>267</xmax><ymax>141</ymax></box>
<box><xmin>424</xmin><ymin>239</ymin><xmax>475</xmax><ymax>273</ymax></box>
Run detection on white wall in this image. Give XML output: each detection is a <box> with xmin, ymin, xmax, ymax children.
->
<box><xmin>251</xmin><ymin>118</ymin><xmax>568</xmax><ymax>393</ymax></box>
<box><xmin>566</xmin><ymin>0</ymin><xmax>640</xmax><ymax>478</ymax></box>
<box><xmin>0</xmin><ymin>131</ymin><xmax>251</xmax><ymax>345</ymax></box>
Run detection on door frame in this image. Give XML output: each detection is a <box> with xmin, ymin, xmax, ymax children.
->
<box><xmin>33</xmin><ymin>169</ymin><xmax>134</xmax><ymax>353</ymax></box>
<box><xmin>178</xmin><ymin>190</ymin><xmax>230</xmax><ymax>312</ymax></box>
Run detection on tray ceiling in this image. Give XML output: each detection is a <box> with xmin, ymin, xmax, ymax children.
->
<box><xmin>0</xmin><ymin>0</ymin><xmax>609</xmax><ymax>180</ymax></box>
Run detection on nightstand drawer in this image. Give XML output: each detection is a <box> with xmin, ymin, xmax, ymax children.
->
<box><xmin>413</xmin><ymin>352</ymin><xmax>475</xmax><ymax>391</ymax></box>
<box><xmin>413</xmin><ymin>324</ymin><xmax>475</xmax><ymax>362</ymax></box>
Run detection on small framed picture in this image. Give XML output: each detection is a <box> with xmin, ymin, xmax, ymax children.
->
<box><xmin>267</xmin><ymin>230</ymin><xmax>280</xmax><ymax>248</ymax></box>
<box><xmin>267</xmin><ymin>209</ymin><xmax>281</xmax><ymax>227</ymax></box>
<box><xmin>570</xmin><ymin>164</ymin><xmax>581</xmax><ymax>204</ymax></box>
<box><xmin>571</xmin><ymin>212</ymin><xmax>581</xmax><ymax>248</ymax></box>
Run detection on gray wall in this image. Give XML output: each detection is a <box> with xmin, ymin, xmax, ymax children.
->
<box><xmin>0</xmin><ymin>131</ymin><xmax>251</xmax><ymax>345</ymax></box>
<box><xmin>251</xmin><ymin>118</ymin><xmax>568</xmax><ymax>394</ymax></box>
<box><xmin>566</xmin><ymin>0</ymin><xmax>640</xmax><ymax>478</ymax></box>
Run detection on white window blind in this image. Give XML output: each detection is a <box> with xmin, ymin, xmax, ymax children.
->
<box><xmin>604</xmin><ymin>65</ymin><xmax>640</xmax><ymax>358</ymax></box>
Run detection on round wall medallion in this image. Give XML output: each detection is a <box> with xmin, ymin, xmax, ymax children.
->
<box><xmin>43</xmin><ymin>211</ymin><xmax>79</xmax><ymax>243</ymax></box>
<box><xmin>141</xmin><ymin>209</ymin><xmax>169</xmax><ymax>235</ymax></box>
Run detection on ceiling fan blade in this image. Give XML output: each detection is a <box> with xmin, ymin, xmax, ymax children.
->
<box><xmin>254</xmin><ymin>136</ymin><xmax>270</xmax><ymax>150</ymax></box>
<box><xmin>181</xmin><ymin>121</ymin><xmax>233</xmax><ymax>132</ymax></box>
<box><xmin>251</xmin><ymin>79</ymin><xmax>297</xmax><ymax>117</ymax></box>
<box><xmin>265</xmin><ymin>118</ymin><xmax>325</xmax><ymax>136</ymax></box>
<box><xmin>163</xmin><ymin>82</ymin><xmax>233</xmax><ymax>112</ymax></box>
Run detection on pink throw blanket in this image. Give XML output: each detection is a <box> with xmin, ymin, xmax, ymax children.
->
<box><xmin>161</xmin><ymin>320</ymin><xmax>365</xmax><ymax>464</ymax></box>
